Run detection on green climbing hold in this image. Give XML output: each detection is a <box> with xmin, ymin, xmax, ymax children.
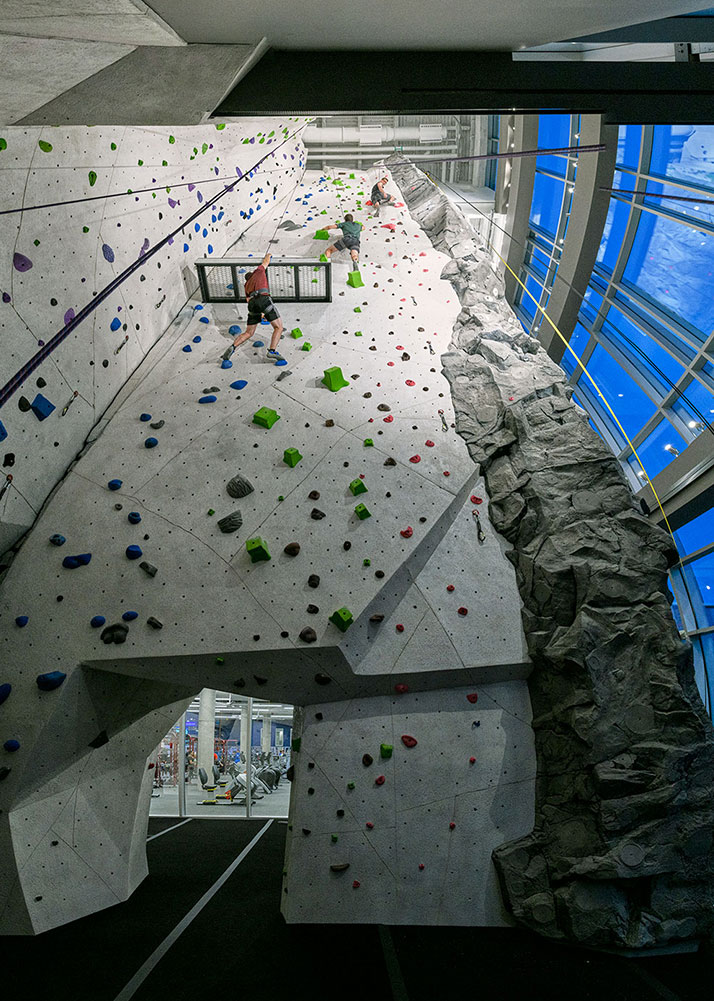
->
<box><xmin>331</xmin><ymin>834</ymin><xmax>339</xmax><ymax>843</ymax></box>
<box><xmin>253</xmin><ymin>406</ymin><xmax>280</xmax><ymax>429</ymax></box>
<box><xmin>302</xmin><ymin>342</ymin><xmax>312</xmax><ymax>351</ymax></box>
<box><xmin>347</xmin><ymin>271</ymin><xmax>364</xmax><ymax>289</ymax></box>
<box><xmin>278</xmin><ymin>495</ymin><xmax>284</xmax><ymax>501</ymax></box>
<box><xmin>314</xmin><ymin>229</ymin><xmax>330</xmax><ymax>240</ymax></box>
<box><xmin>283</xmin><ymin>447</ymin><xmax>303</xmax><ymax>467</ymax></box>
<box><xmin>33</xmin><ymin>239</ymin><xmax>40</xmax><ymax>247</ymax></box>
<box><xmin>354</xmin><ymin>307</ymin><xmax>362</xmax><ymax>313</ymax></box>
<box><xmin>162</xmin><ymin>159</ymin><xmax>168</xmax><ymax>166</ymax></box>
<box><xmin>363</xmin><ymin>438</ymin><xmax>374</xmax><ymax>447</ymax></box>
<box><xmin>207</xmin><ymin>509</ymin><xmax>215</xmax><ymax>516</ymax></box>
<box><xmin>349</xmin><ymin>173</ymin><xmax>355</xmax><ymax>179</ymax></box>
<box><xmin>363</xmin><ymin>558</ymin><xmax>371</xmax><ymax>566</ymax></box>
<box><xmin>202</xmin><ymin>143</ymin><xmax>208</xmax><ymax>154</ymax></box>
<box><xmin>216</xmin><ymin>123</ymin><xmax>226</xmax><ymax>130</ymax></box>
<box><xmin>0</xmin><ymin>139</ymin><xmax>7</xmax><ymax>151</ymax></box>
<box><xmin>380</xmin><ymin>743</ymin><xmax>393</xmax><ymax>759</ymax></box>
<box><xmin>354</xmin><ymin>330</ymin><xmax>363</xmax><ymax>337</ymax></box>
<box><xmin>290</xmin><ymin>327</ymin><xmax>303</xmax><ymax>338</ymax></box>
<box><xmin>350</xmin><ymin>478</ymin><xmax>367</xmax><ymax>496</ymax></box>
<box><xmin>82</xmin><ymin>226</ymin><xmax>89</xmax><ymax>233</ymax></box>
<box><xmin>38</xmin><ymin>140</ymin><xmax>53</xmax><ymax>153</ymax></box>
<box><xmin>319</xmin><ymin>253</ymin><xmax>328</xmax><ymax>262</ymax></box>
<box><xmin>329</xmin><ymin>607</ymin><xmax>354</xmax><ymax>632</ymax></box>
<box><xmin>88</xmin><ymin>170</ymin><xmax>97</xmax><ymax>187</ymax></box>
<box><xmin>137</xmin><ymin>159</ymin><xmax>143</xmax><ymax>166</ymax></box>
<box><xmin>169</xmin><ymin>135</ymin><xmax>175</xmax><ymax>144</ymax></box>
<box><xmin>216</xmin><ymin>657</ymin><xmax>224</xmax><ymax>664</ymax></box>
<box><xmin>246</xmin><ymin>537</ymin><xmax>271</xmax><ymax>563</ymax></box>
<box><xmin>110</xmin><ymin>142</ymin><xmax>117</xmax><ymax>150</ymax></box>
<box><xmin>347</xmin><ymin>781</ymin><xmax>355</xmax><ymax>790</ymax></box>
<box><xmin>355</xmin><ymin>503</ymin><xmax>371</xmax><ymax>520</ymax></box>
<box><xmin>322</xmin><ymin>366</ymin><xmax>349</xmax><ymax>392</ymax></box>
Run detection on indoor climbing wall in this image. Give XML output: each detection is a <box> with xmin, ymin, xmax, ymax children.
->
<box><xmin>0</xmin><ymin>162</ymin><xmax>537</xmax><ymax>935</ymax></box>
<box><xmin>0</xmin><ymin>120</ymin><xmax>307</xmax><ymax>555</ymax></box>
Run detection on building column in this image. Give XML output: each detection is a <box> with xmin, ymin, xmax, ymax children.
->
<box><xmin>197</xmin><ymin>688</ymin><xmax>216</xmax><ymax>778</ymax></box>
<box><xmin>261</xmin><ymin>712</ymin><xmax>272</xmax><ymax>754</ymax></box>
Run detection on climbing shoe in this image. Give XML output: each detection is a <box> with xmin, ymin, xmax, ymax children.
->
<box><xmin>267</xmin><ymin>348</ymin><xmax>287</xmax><ymax>366</ymax></box>
<box><xmin>221</xmin><ymin>345</ymin><xmax>235</xmax><ymax>361</ymax></box>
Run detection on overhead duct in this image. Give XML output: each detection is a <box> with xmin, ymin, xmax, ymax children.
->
<box><xmin>303</xmin><ymin>123</ymin><xmax>448</xmax><ymax>145</ymax></box>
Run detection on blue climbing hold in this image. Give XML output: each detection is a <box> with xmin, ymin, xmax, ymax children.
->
<box><xmin>90</xmin><ymin>615</ymin><xmax>106</xmax><ymax>628</ymax></box>
<box><xmin>199</xmin><ymin>317</ymin><xmax>209</xmax><ymax>324</ymax></box>
<box><xmin>0</xmin><ymin>683</ymin><xmax>11</xmax><ymax>705</ymax></box>
<box><xmin>15</xmin><ymin>616</ymin><xmax>28</xmax><ymax>628</ymax></box>
<box><xmin>182</xmin><ymin>345</ymin><xmax>192</xmax><ymax>353</ymax></box>
<box><xmin>126</xmin><ymin>545</ymin><xmax>142</xmax><ymax>560</ymax></box>
<box><xmin>192</xmin><ymin>335</ymin><xmax>202</xmax><ymax>342</ymax></box>
<box><xmin>108</xmin><ymin>479</ymin><xmax>122</xmax><ymax>491</ymax></box>
<box><xmin>36</xmin><ymin>671</ymin><xmax>67</xmax><ymax>692</ymax></box>
<box><xmin>128</xmin><ymin>511</ymin><xmax>142</xmax><ymax>524</ymax></box>
<box><xmin>221</xmin><ymin>359</ymin><xmax>233</xmax><ymax>369</ymax></box>
<box><xmin>230</xmin><ymin>380</ymin><xmax>248</xmax><ymax>391</ymax></box>
<box><xmin>110</xmin><ymin>317</ymin><xmax>122</xmax><ymax>332</ymax></box>
<box><xmin>30</xmin><ymin>393</ymin><xmax>56</xmax><ymax>421</ymax></box>
<box><xmin>122</xmin><ymin>610</ymin><xmax>139</xmax><ymax>622</ymax></box>
<box><xmin>183</xmin><ymin>243</ymin><xmax>189</xmax><ymax>252</ymax></box>
<box><xmin>274</xmin><ymin>358</ymin><xmax>288</xmax><ymax>367</ymax></box>
<box><xmin>229</xmin><ymin>325</ymin><xmax>241</xmax><ymax>335</ymax></box>
<box><xmin>49</xmin><ymin>533</ymin><xmax>66</xmax><ymax>547</ymax></box>
<box><xmin>199</xmin><ymin>395</ymin><xmax>217</xmax><ymax>404</ymax></box>
<box><xmin>3</xmin><ymin>739</ymin><xmax>20</xmax><ymax>752</ymax></box>
<box><xmin>260</xmin><ymin>319</ymin><xmax>269</xmax><ymax>325</ymax></box>
<box><xmin>62</xmin><ymin>553</ymin><xmax>92</xmax><ymax>569</ymax></box>
<box><xmin>144</xmin><ymin>437</ymin><xmax>158</xmax><ymax>448</ymax></box>
<box><xmin>0</xmin><ymin>420</ymin><xmax>7</xmax><ymax>444</ymax></box>
<box><xmin>194</xmin><ymin>304</ymin><xmax>203</xmax><ymax>310</ymax></box>
<box><xmin>140</xmin><ymin>413</ymin><xmax>152</xmax><ymax>422</ymax></box>
<box><xmin>253</xmin><ymin>340</ymin><xmax>264</xmax><ymax>347</ymax></box>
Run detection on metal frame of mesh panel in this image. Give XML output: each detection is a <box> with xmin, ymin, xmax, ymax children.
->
<box><xmin>195</xmin><ymin>258</ymin><xmax>332</xmax><ymax>303</ymax></box>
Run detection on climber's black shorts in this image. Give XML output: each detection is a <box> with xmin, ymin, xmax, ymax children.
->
<box><xmin>333</xmin><ymin>236</ymin><xmax>360</xmax><ymax>252</ymax></box>
<box><xmin>371</xmin><ymin>187</ymin><xmax>389</xmax><ymax>204</ymax></box>
<box><xmin>247</xmin><ymin>293</ymin><xmax>280</xmax><ymax>324</ymax></box>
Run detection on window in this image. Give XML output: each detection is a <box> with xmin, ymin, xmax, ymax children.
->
<box><xmin>530</xmin><ymin>173</ymin><xmax>567</xmax><ymax>237</ymax></box>
<box><xmin>626</xmin><ymin>419</ymin><xmax>687</xmax><ymax>479</ymax></box>
<box><xmin>650</xmin><ymin>125</ymin><xmax>714</xmax><ymax>193</ymax></box>
<box><xmin>581</xmin><ymin>343</ymin><xmax>657</xmax><ymax>440</ymax></box>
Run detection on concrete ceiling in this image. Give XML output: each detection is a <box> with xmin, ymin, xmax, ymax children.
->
<box><xmin>146</xmin><ymin>0</ymin><xmax>701</xmax><ymax>50</ymax></box>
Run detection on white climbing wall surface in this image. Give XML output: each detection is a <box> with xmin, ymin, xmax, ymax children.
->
<box><xmin>0</xmin><ymin>150</ymin><xmax>535</xmax><ymax>933</ymax></box>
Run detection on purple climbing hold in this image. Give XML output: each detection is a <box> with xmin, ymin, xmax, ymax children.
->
<box><xmin>2</xmin><ymin>292</ymin><xmax>11</xmax><ymax>303</ymax></box>
<box><xmin>126</xmin><ymin>545</ymin><xmax>142</xmax><ymax>560</ymax></box>
<box><xmin>64</xmin><ymin>308</ymin><xmax>75</xmax><ymax>325</ymax></box>
<box><xmin>15</xmin><ymin>616</ymin><xmax>28</xmax><ymax>627</ymax></box>
<box><xmin>36</xmin><ymin>671</ymin><xmax>67</xmax><ymax>692</ymax></box>
<box><xmin>168</xmin><ymin>198</ymin><xmax>177</xmax><ymax>209</ymax></box>
<box><xmin>102</xmin><ymin>244</ymin><xmax>115</xmax><ymax>263</ymax></box>
<box><xmin>108</xmin><ymin>479</ymin><xmax>123</xmax><ymax>491</ymax></box>
<box><xmin>230</xmin><ymin>380</ymin><xmax>247</xmax><ymax>390</ymax></box>
<box><xmin>12</xmin><ymin>253</ymin><xmax>32</xmax><ymax>273</ymax></box>
<box><xmin>0</xmin><ymin>683</ymin><xmax>11</xmax><ymax>705</ymax></box>
<box><xmin>90</xmin><ymin>615</ymin><xmax>106</xmax><ymax>628</ymax></box>
<box><xmin>139</xmin><ymin>238</ymin><xmax>150</xmax><ymax>256</ymax></box>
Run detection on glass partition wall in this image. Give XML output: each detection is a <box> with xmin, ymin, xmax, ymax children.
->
<box><xmin>149</xmin><ymin>691</ymin><xmax>294</xmax><ymax>818</ymax></box>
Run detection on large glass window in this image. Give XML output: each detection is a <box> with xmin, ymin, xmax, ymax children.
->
<box><xmin>596</xmin><ymin>199</ymin><xmax>631</xmax><ymax>273</ymax></box>
<box><xmin>530</xmin><ymin>173</ymin><xmax>567</xmax><ymax>236</ymax></box>
<box><xmin>616</xmin><ymin>124</ymin><xmax>642</xmax><ymax>169</ymax></box>
<box><xmin>580</xmin><ymin>343</ymin><xmax>657</xmax><ymax>440</ymax></box>
<box><xmin>650</xmin><ymin>125</ymin><xmax>714</xmax><ymax>192</ymax></box>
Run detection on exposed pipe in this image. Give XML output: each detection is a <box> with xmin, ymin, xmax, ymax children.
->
<box><xmin>303</xmin><ymin>124</ymin><xmax>448</xmax><ymax>143</ymax></box>
<box><xmin>305</xmin><ymin>145</ymin><xmax>457</xmax><ymax>155</ymax></box>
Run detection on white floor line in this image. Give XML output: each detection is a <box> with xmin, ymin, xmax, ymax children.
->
<box><xmin>114</xmin><ymin>819</ymin><xmax>274</xmax><ymax>1001</ymax></box>
<box><xmin>146</xmin><ymin>818</ymin><xmax>193</xmax><ymax>842</ymax></box>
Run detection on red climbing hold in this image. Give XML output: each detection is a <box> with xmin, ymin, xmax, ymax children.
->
<box><xmin>400</xmin><ymin>526</ymin><xmax>413</xmax><ymax>538</ymax></box>
<box><xmin>409</xmin><ymin>455</ymin><xmax>420</xmax><ymax>464</ymax></box>
<box><xmin>375</xmin><ymin>775</ymin><xmax>386</xmax><ymax>786</ymax></box>
<box><xmin>458</xmin><ymin>607</ymin><xmax>468</xmax><ymax>616</ymax></box>
<box><xmin>396</xmin><ymin>623</ymin><xmax>404</xmax><ymax>633</ymax></box>
<box><xmin>359</xmin><ymin>474</ymin><xmax>365</xmax><ymax>479</ymax></box>
<box><xmin>148</xmin><ymin>763</ymin><xmax>155</xmax><ymax>769</ymax></box>
<box><xmin>352</xmin><ymin>880</ymin><xmax>361</xmax><ymax>889</ymax></box>
<box><xmin>425</xmin><ymin>440</ymin><xmax>435</xmax><ymax>447</ymax></box>
<box><xmin>396</xmin><ymin>345</ymin><xmax>404</xmax><ymax>350</ymax></box>
<box><xmin>509</xmin><ymin>396</ymin><xmax>515</xmax><ymax>401</ymax></box>
<box><xmin>387</xmin><ymin>361</ymin><xmax>395</xmax><ymax>366</ymax></box>
<box><xmin>401</xmin><ymin>735</ymin><xmax>418</xmax><ymax>748</ymax></box>
<box><xmin>366</xmin><ymin>821</ymin><xmax>374</xmax><ymax>829</ymax></box>
<box><xmin>394</xmin><ymin>683</ymin><xmax>409</xmax><ymax>694</ymax></box>
<box><xmin>443</xmin><ymin>471</ymin><xmax>450</xmax><ymax>477</ymax></box>
<box><xmin>446</xmin><ymin>584</ymin><xmax>455</xmax><ymax>592</ymax></box>
<box><xmin>470</xmin><ymin>495</ymin><xmax>483</xmax><ymax>505</ymax></box>
<box><xmin>449</xmin><ymin>821</ymin><xmax>456</xmax><ymax>830</ymax></box>
<box><xmin>469</xmin><ymin>756</ymin><xmax>476</xmax><ymax>764</ymax></box>
<box><xmin>405</xmin><ymin>380</ymin><xmax>416</xmax><ymax>387</ymax></box>
<box><xmin>381</xmin><ymin>223</ymin><xmax>396</xmax><ymax>231</ymax></box>
<box><xmin>418</xmin><ymin>863</ymin><xmax>425</xmax><ymax>870</ymax></box>
<box><xmin>466</xmin><ymin>693</ymin><xmax>479</xmax><ymax>704</ymax></box>
<box><xmin>383</xmin><ymin>415</ymin><xmax>394</xmax><ymax>423</ymax></box>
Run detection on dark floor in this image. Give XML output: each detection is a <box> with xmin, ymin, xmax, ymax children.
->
<box><xmin>5</xmin><ymin>817</ymin><xmax>713</xmax><ymax>1001</ymax></box>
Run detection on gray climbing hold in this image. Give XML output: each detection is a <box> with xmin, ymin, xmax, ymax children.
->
<box><xmin>139</xmin><ymin>561</ymin><xmax>157</xmax><ymax>577</ymax></box>
<box><xmin>370</xmin><ymin>614</ymin><xmax>384</xmax><ymax>623</ymax></box>
<box><xmin>36</xmin><ymin>671</ymin><xmax>67</xmax><ymax>692</ymax></box>
<box><xmin>377</xmin><ymin>404</ymin><xmax>391</xmax><ymax>412</ymax></box>
<box><xmin>330</xmin><ymin>863</ymin><xmax>350</xmax><ymax>873</ymax></box>
<box><xmin>147</xmin><ymin>616</ymin><xmax>163</xmax><ymax>629</ymax></box>
<box><xmin>362</xmin><ymin>754</ymin><xmax>373</xmax><ymax>766</ymax></box>
<box><xmin>300</xmin><ymin>627</ymin><xmax>317</xmax><ymax>644</ymax></box>
<box><xmin>226</xmin><ymin>473</ymin><xmax>254</xmax><ymax>498</ymax></box>
<box><xmin>218</xmin><ymin>511</ymin><xmax>243</xmax><ymax>534</ymax></box>
<box><xmin>101</xmin><ymin>622</ymin><xmax>129</xmax><ymax>645</ymax></box>
<box><xmin>276</xmin><ymin>369</ymin><xmax>292</xmax><ymax>381</ymax></box>
<box><xmin>284</xmin><ymin>542</ymin><xmax>301</xmax><ymax>557</ymax></box>
<box><xmin>308</xmin><ymin>574</ymin><xmax>320</xmax><ymax>588</ymax></box>
<box><xmin>150</xmin><ymin>420</ymin><xmax>165</xmax><ymax>430</ymax></box>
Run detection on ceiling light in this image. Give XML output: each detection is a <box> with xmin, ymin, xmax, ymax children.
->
<box><xmin>664</xmin><ymin>444</ymin><xmax>680</xmax><ymax>457</ymax></box>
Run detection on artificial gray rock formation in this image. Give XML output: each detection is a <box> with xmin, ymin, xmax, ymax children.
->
<box><xmin>389</xmin><ymin>153</ymin><xmax>714</xmax><ymax>951</ymax></box>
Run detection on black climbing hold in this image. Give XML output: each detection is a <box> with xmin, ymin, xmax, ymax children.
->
<box><xmin>253</xmin><ymin>675</ymin><xmax>268</xmax><ymax>685</ymax></box>
<box><xmin>325</xmin><ymin>419</ymin><xmax>335</xmax><ymax>427</ymax></box>
<box><xmin>363</xmin><ymin>753</ymin><xmax>374</xmax><ymax>766</ymax></box>
<box><xmin>139</xmin><ymin>561</ymin><xmax>157</xmax><ymax>577</ymax></box>
<box><xmin>308</xmin><ymin>490</ymin><xmax>320</xmax><ymax>500</ymax></box>
<box><xmin>37</xmin><ymin>376</ymin><xmax>47</xmax><ymax>387</ymax></box>
<box><xmin>369</xmin><ymin>614</ymin><xmax>384</xmax><ymax>623</ymax></box>
<box><xmin>253</xmin><ymin>635</ymin><xmax>260</xmax><ymax>642</ymax></box>
<box><xmin>147</xmin><ymin>616</ymin><xmax>163</xmax><ymax>629</ymax></box>
<box><xmin>419</xmin><ymin>517</ymin><xmax>427</xmax><ymax>523</ymax></box>
<box><xmin>150</xmin><ymin>420</ymin><xmax>165</xmax><ymax>430</ymax></box>
<box><xmin>101</xmin><ymin>622</ymin><xmax>128</xmax><ymax>645</ymax></box>
<box><xmin>284</xmin><ymin>542</ymin><xmax>301</xmax><ymax>557</ymax></box>
<box><xmin>36</xmin><ymin>671</ymin><xmax>67</xmax><ymax>691</ymax></box>
<box><xmin>88</xmin><ymin>730</ymin><xmax>109</xmax><ymax>749</ymax></box>
<box><xmin>386</xmin><ymin>492</ymin><xmax>392</xmax><ymax>498</ymax></box>
<box><xmin>218</xmin><ymin>511</ymin><xmax>243</xmax><ymax>534</ymax></box>
<box><xmin>307</xmin><ymin>604</ymin><xmax>319</xmax><ymax>614</ymax></box>
<box><xmin>302</xmin><ymin>828</ymin><xmax>311</xmax><ymax>835</ymax></box>
<box><xmin>310</xmin><ymin>508</ymin><xmax>325</xmax><ymax>520</ymax></box>
<box><xmin>226</xmin><ymin>473</ymin><xmax>254</xmax><ymax>498</ymax></box>
<box><xmin>308</xmin><ymin>574</ymin><xmax>320</xmax><ymax>588</ymax></box>
<box><xmin>234</xmin><ymin>678</ymin><xmax>246</xmax><ymax>688</ymax></box>
<box><xmin>308</xmin><ymin>761</ymin><xmax>315</xmax><ymax>769</ymax></box>
<box><xmin>363</xmin><ymin>392</ymin><xmax>372</xmax><ymax>399</ymax></box>
<box><xmin>0</xmin><ymin>767</ymin><xmax>11</xmax><ymax>781</ymax></box>
<box><xmin>308</xmin><ymin>787</ymin><xmax>315</xmax><ymax>795</ymax></box>
<box><xmin>384</xmin><ymin>457</ymin><xmax>397</xmax><ymax>467</ymax></box>
<box><xmin>280</xmin><ymin>630</ymin><xmax>289</xmax><ymax>638</ymax></box>
<box><xmin>300</xmin><ymin>627</ymin><xmax>317</xmax><ymax>644</ymax></box>
<box><xmin>336</xmin><ymin>809</ymin><xmax>345</xmax><ymax>818</ymax></box>
<box><xmin>315</xmin><ymin>712</ymin><xmax>323</xmax><ymax>721</ymax></box>
<box><xmin>375</xmin><ymin>570</ymin><xmax>385</xmax><ymax>579</ymax></box>
<box><xmin>377</xmin><ymin>404</ymin><xmax>391</xmax><ymax>412</ymax></box>
<box><xmin>343</xmin><ymin>541</ymin><xmax>351</xmax><ymax>551</ymax></box>
<box><xmin>314</xmin><ymin>673</ymin><xmax>331</xmax><ymax>685</ymax></box>
<box><xmin>115</xmin><ymin>503</ymin><xmax>123</xmax><ymax>511</ymax></box>
<box><xmin>18</xmin><ymin>396</ymin><xmax>31</xmax><ymax>412</ymax></box>
<box><xmin>2</xmin><ymin>453</ymin><xmax>14</xmax><ymax>468</ymax></box>
<box><xmin>401</xmin><ymin>352</ymin><xmax>410</xmax><ymax>361</ymax></box>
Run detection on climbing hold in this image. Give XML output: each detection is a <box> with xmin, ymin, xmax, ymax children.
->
<box><xmin>299</xmin><ymin>627</ymin><xmax>317</xmax><ymax>643</ymax></box>
<box><xmin>284</xmin><ymin>542</ymin><xmax>301</xmax><ymax>557</ymax></box>
<box><xmin>401</xmin><ymin>735</ymin><xmax>418</xmax><ymax>748</ymax></box>
<box><xmin>383</xmin><ymin>415</ymin><xmax>394</xmax><ymax>423</ymax></box>
<box><xmin>349</xmin><ymin>478</ymin><xmax>367</xmax><ymax>496</ymax></box>
<box><xmin>90</xmin><ymin>615</ymin><xmax>106</xmax><ymax>628</ymax></box>
<box><xmin>226</xmin><ymin>473</ymin><xmax>254</xmax><ymax>498</ymax></box>
<box><xmin>315</xmin><ymin>673</ymin><xmax>331</xmax><ymax>685</ymax></box>
<box><xmin>347</xmin><ymin>270</ymin><xmax>364</xmax><ymax>288</ymax></box>
<box><xmin>363</xmin><ymin>558</ymin><xmax>371</xmax><ymax>567</ymax></box>
<box><xmin>314</xmin><ymin>229</ymin><xmax>330</xmax><ymax>240</ymax></box>
<box><xmin>331</xmin><ymin>834</ymin><xmax>339</xmax><ymax>843</ymax></box>
<box><xmin>469</xmin><ymin>757</ymin><xmax>476</xmax><ymax>765</ymax></box>
<box><xmin>140</xmin><ymin>413</ymin><xmax>152</xmax><ymax>422</ymax></box>
<box><xmin>122</xmin><ymin>610</ymin><xmax>139</xmax><ymax>622</ymax></box>
<box><xmin>470</xmin><ymin>495</ymin><xmax>483</xmax><ymax>505</ymax></box>
<box><xmin>108</xmin><ymin>479</ymin><xmax>123</xmax><ymax>491</ymax></box>
<box><xmin>466</xmin><ymin>693</ymin><xmax>479</xmax><ymax>704</ymax></box>
<box><xmin>139</xmin><ymin>561</ymin><xmax>157</xmax><ymax>577</ymax></box>
<box><xmin>283</xmin><ymin>447</ymin><xmax>303</xmax><ymax>467</ymax></box>
<box><xmin>369</xmin><ymin>614</ymin><xmax>384</xmax><ymax>623</ymax></box>
<box><xmin>325</xmin><ymin>419</ymin><xmax>335</xmax><ymax>427</ymax></box>
<box><xmin>230</xmin><ymin>380</ymin><xmax>248</xmax><ymax>391</ymax></box>
<box><xmin>409</xmin><ymin>455</ymin><xmax>421</xmax><ymax>464</ymax></box>
<box><xmin>0</xmin><ymin>684</ymin><xmax>12</xmax><ymax>705</ymax></box>
<box><xmin>330</xmin><ymin>863</ymin><xmax>350</xmax><ymax>873</ymax></box>
<box><xmin>310</xmin><ymin>508</ymin><xmax>325</xmax><ymax>520</ymax></box>
<box><xmin>198</xmin><ymin>395</ymin><xmax>217</xmax><ymax>404</ymax></box>
<box><xmin>363</xmin><ymin>438</ymin><xmax>374</xmax><ymax>447</ymax></box>
<box><xmin>347</xmin><ymin>781</ymin><xmax>355</xmax><ymax>790</ymax></box>
<box><xmin>302</xmin><ymin>342</ymin><xmax>312</xmax><ymax>351</ymax></box>
<box><xmin>383</xmin><ymin>457</ymin><xmax>397</xmax><ymax>467</ymax></box>
<box><xmin>128</xmin><ymin>512</ymin><xmax>142</xmax><ymax>524</ymax></box>
<box><xmin>446</xmin><ymin>585</ymin><xmax>455</xmax><ymax>592</ymax></box>
<box><xmin>308</xmin><ymin>490</ymin><xmax>321</xmax><ymax>500</ymax></box>
<box><xmin>253</xmin><ymin>406</ymin><xmax>280</xmax><ymax>429</ymax></box>
<box><xmin>380</xmin><ymin>744</ymin><xmax>393</xmax><ymax>759</ymax></box>
<box><xmin>126</xmin><ymin>545</ymin><xmax>142</xmax><ymax>560</ymax></box>
<box><xmin>218</xmin><ymin>511</ymin><xmax>243</xmax><ymax>534</ymax></box>
<box><xmin>375</xmin><ymin>775</ymin><xmax>386</xmax><ymax>786</ymax></box>
<box><xmin>449</xmin><ymin>821</ymin><xmax>456</xmax><ymax>830</ymax></box>
<box><xmin>394</xmin><ymin>683</ymin><xmax>409</xmax><ymax>694</ymax></box>
<box><xmin>15</xmin><ymin>615</ymin><xmax>28</xmax><ymax>628</ymax></box>
<box><xmin>254</xmin><ymin>675</ymin><xmax>268</xmax><ymax>686</ymax></box>
<box><xmin>144</xmin><ymin>434</ymin><xmax>159</xmax><ymax>449</ymax></box>
<box><xmin>36</xmin><ymin>671</ymin><xmax>67</xmax><ymax>692</ymax></box>
<box><xmin>246</xmin><ymin>537</ymin><xmax>271</xmax><ymax>563</ymax></box>
<box><xmin>329</xmin><ymin>607</ymin><xmax>354</xmax><ymax>632</ymax></box>
<box><xmin>425</xmin><ymin>440</ymin><xmax>435</xmax><ymax>448</ymax></box>
<box><xmin>400</xmin><ymin>527</ymin><xmax>413</xmax><ymax>539</ymax></box>
<box><xmin>221</xmin><ymin>360</ymin><xmax>233</xmax><ymax>370</ymax></box>
<box><xmin>419</xmin><ymin>863</ymin><xmax>425</xmax><ymax>871</ymax></box>
<box><xmin>322</xmin><ymin>366</ymin><xmax>350</xmax><ymax>392</ymax></box>
<box><xmin>354</xmin><ymin>503</ymin><xmax>371</xmax><ymax>520</ymax></box>
<box><xmin>308</xmin><ymin>574</ymin><xmax>320</xmax><ymax>588</ymax></box>
<box><xmin>49</xmin><ymin>534</ymin><xmax>66</xmax><ymax>546</ymax></box>
<box><xmin>0</xmin><ymin>767</ymin><xmax>10</xmax><ymax>781</ymax></box>
<box><xmin>362</xmin><ymin>754</ymin><xmax>373</xmax><ymax>767</ymax></box>
<box><xmin>290</xmin><ymin>327</ymin><xmax>303</xmax><ymax>338</ymax></box>
<box><xmin>458</xmin><ymin>607</ymin><xmax>468</xmax><ymax>616</ymax></box>
<box><xmin>352</xmin><ymin>880</ymin><xmax>361</xmax><ymax>889</ymax></box>
<box><xmin>62</xmin><ymin>553</ymin><xmax>92</xmax><ymax>569</ymax></box>
<box><xmin>4</xmin><ymin>739</ymin><xmax>20</xmax><ymax>752</ymax></box>
<box><xmin>182</xmin><ymin>345</ymin><xmax>192</xmax><ymax>353</ymax></box>
<box><xmin>30</xmin><ymin>394</ymin><xmax>56</xmax><ymax>421</ymax></box>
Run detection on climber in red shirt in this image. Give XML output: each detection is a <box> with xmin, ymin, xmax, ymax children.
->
<box><xmin>222</xmin><ymin>252</ymin><xmax>286</xmax><ymax>364</ymax></box>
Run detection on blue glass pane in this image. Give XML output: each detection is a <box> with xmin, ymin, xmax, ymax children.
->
<box><xmin>529</xmin><ymin>244</ymin><xmax>551</xmax><ymax>277</ymax></box>
<box><xmin>612</xmin><ymin>169</ymin><xmax>635</xmax><ymax>192</ymax></box>
<box><xmin>674</xmin><ymin>508</ymin><xmax>714</xmax><ymax>558</ymax></box>
<box><xmin>616</xmin><ymin>125</ymin><xmax>642</xmax><ymax>169</ymax></box>
<box><xmin>561</xmin><ymin>322</ymin><xmax>590</xmax><ymax>376</ymax></box>
<box><xmin>581</xmin><ymin>343</ymin><xmax>657</xmax><ymax>439</ymax></box>
<box><xmin>580</xmin><ymin>285</ymin><xmax>604</xmax><ymax>324</ymax></box>
<box><xmin>538</xmin><ymin>114</ymin><xmax>570</xmax><ymax>150</ymax></box>
<box><xmin>627</xmin><ymin>418</ymin><xmax>687</xmax><ymax>479</ymax></box>
<box><xmin>645</xmin><ymin>177</ymin><xmax>714</xmax><ymax>227</ymax></box>
<box><xmin>612</xmin><ymin>290</ymin><xmax>695</xmax><ymax>362</ymax></box>
<box><xmin>519</xmin><ymin>274</ymin><xmax>543</xmax><ymax>321</ymax></box>
<box><xmin>623</xmin><ymin>212</ymin><xmax>714</xmax><ymax>339</ymax></box>
<box><xmin>685</xmin><ymin>550</ymin><xmax>714</xmax><ymax>627</ymax></box>
<box><xmin>650</xmin><ymin>125</ymin><xmax>714</xmax><ymax>194</ymax></box>
<box><xmin>602</xmin><ymin>309</ymin><xmax>684</xmax><ymax>387</ymax></box>
<box><xmin>530</xmin><ymin>172</ymin><xmax>566</xmax><ymax>237</ymax></box>
<box><xmin>691</xmin><ymin>634</ymin><xmax>713</xmax><ymax>716</ymax></box>
<box><xmin>596</xmin><ymin>198</ymin><xmax>631</xmax><ymax>273</ymax></box>
<box><xmin>537</xmin><ymin>154</ymin><xmax>568</xmax><ymax>176</ymax></box>
<box><xmin>671</xmin><ymin>376</ymin><xmax>714</xmax><ymax>427</ymax></box>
